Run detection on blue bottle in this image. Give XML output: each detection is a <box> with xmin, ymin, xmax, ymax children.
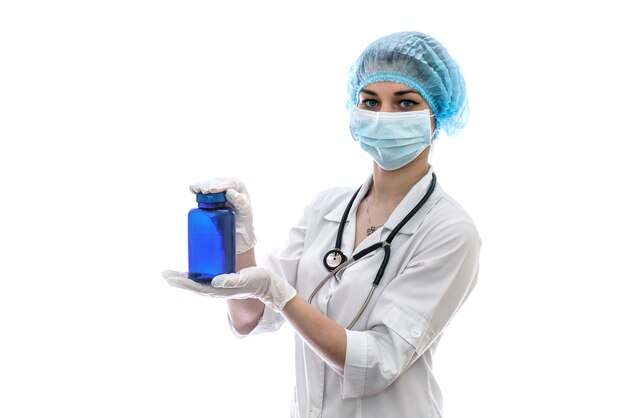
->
<box><xmin>188</xmin><ymin>192</ymin><xmax>236</xmax><ymax>282</ymax></box>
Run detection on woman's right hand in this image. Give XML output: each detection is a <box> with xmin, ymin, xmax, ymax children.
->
<box><xmin>189</xmin><ymin>178</ymin><xmax>256</xmax><ymax>254</ymax></box>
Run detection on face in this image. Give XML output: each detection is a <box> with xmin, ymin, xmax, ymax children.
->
<box><xmin>357</xmin><ymin>81</ymin><xmax>436</xmax><ymax>136</ymax></box>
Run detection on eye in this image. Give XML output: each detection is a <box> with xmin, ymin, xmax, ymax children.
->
<box><xmin>399</xmin><ymin>100</ymin><xmax>418</xmax><ymax>109</ymax></box>
<box><xmin>361</xmin><ymin>99</ymin><xmax>379</xmax><ymax>108</ymax></box>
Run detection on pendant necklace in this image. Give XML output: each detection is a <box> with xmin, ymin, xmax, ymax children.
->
<box><xmin>364</xmin><ymin>195</ymin><xmax>384</xmax><ymax>235</ymax></box>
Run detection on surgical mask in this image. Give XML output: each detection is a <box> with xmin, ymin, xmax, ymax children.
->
<box><xmin>350</xmin><ymin>108</ymin><xmax>433</xmax><ymax>171</ymax></box>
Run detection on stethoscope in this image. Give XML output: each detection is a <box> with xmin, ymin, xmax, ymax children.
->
<box><xmin>308</xmin><ymin>173</ymin><xmax>437</xmax><ymax>329</ymax></box>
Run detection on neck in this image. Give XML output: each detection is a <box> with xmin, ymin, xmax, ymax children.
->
<box><xmin>369</xmin><ymin>151</ymin><xmax>430</xmax><ymax>206</ymax></box>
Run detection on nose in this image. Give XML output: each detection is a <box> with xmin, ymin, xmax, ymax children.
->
<box><xmin>380</xmin><ymin>101</ymin><xmax>395</xmax><ymax>112</ymax></box>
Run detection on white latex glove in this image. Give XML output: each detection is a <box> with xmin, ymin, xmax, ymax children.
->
<box><xmin>162</xmin><ymin>267</ymin><xmax>297</xmax><ymax>312</ymax></box>
<box><xmin>189</xmin><ymin>177</ymin><xmax>256</xmax><ymax>254</ymax></box>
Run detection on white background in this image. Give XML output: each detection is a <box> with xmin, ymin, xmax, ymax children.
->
<box><xmin>1</xmin><ymin>1</ymin><xmax>625</xmax><ymax>417</ymax></box>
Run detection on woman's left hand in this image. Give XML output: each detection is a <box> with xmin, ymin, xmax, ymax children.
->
<box><xmin>162</xmin><ymin>267</ymin><xmax>296</xmax><ymax>312</ymax></box>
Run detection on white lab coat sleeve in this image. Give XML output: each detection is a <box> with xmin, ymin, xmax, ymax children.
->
<box><xmin>226</xmin><ymin>201</ymin><xmax>311</xmax><ymax>337</ymax></box>
<box><xmin>340</xmin><ymin>220</ymin><xmax>481</xmax><ymax>398</ymax></box>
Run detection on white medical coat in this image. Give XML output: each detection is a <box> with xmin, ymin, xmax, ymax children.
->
<box><xmin>234</xmin><ymin>168</ymin><xmax>481</xmax><ymax>418</ymax></box>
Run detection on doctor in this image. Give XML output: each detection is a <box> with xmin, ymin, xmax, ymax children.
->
<box><xmin>164</xmin><ymin>31</ymin><xmax>481</xmax><ymax>418</ymax></box>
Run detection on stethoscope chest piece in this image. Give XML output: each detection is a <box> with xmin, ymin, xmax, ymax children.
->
<box><xmin>323</xmin><ymin>249</ymin><xmax>347</xmax><ymax>271</ymax></box>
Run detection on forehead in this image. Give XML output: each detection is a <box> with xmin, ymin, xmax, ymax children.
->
<box><xmin>360</xmin><ymin>81</ymin><xmax>423</xmax><ymax>99</ymax></box>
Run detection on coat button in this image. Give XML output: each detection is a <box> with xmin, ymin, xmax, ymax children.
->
<box><xmin>310</xmin><ymin>407</ymin><xmax>320</xmax><ymax>417</ymax></box>
<box><xmin>411</xmin><ymin>327</ymin><xmax>422</xmax><ymax>338</ymax></box>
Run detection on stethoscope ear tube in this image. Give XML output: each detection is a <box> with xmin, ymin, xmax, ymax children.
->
<box><xmin>373</xmin><ymin>244</ymin><xmax>391</xmax><ymax>286</ymax></box>
<box><xmin>334</xmin><ymin>185</ymin><xmax>362</xmax><ymax>250</ymax></box>
<box><xmin>386</xmin><ymin>172</ymin><xmax>437</xmax><ymax>243</ymax></box>
<box><xmin>353</xmin><ymin>241</ymin><xmax>383</xmax><ymax>260</ymax></box>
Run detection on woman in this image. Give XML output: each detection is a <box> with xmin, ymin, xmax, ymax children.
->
<box><xmin>164</xmin><ymin>31</ymin><xmax>481</xmax><ymax>418</ymax></box>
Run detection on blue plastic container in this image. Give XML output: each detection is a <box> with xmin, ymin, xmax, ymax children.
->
<box><xmin>188</xmin><ymin>192</ymin><xmax>236</xmax><ymax>282</ymax></box>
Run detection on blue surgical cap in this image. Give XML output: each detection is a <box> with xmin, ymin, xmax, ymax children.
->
<box><xmin>347</xmin><ymin>31</ymin><xmax>468</xmax><ymax>137</ymax></box>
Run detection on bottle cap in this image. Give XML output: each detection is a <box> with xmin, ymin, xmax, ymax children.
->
<box><xmin>196</xmin><ymin>191</ymin><xmax>227</xmax><ymax>204</ymax></box>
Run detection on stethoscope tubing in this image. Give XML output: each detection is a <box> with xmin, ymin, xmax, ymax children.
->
<box><xmin>307</xmin><ymin>256</ymin><xmax>378</xmax><ymax>330</ymax></box>
<box><xmin>309</xmin><ymin>173</ymin><xmax>437</xmax><ymax>330</ymax></box>
<box><xmin>307</xmin><ymin>258</ymin><xmax>354</xmax><ymax>305</ymax></box>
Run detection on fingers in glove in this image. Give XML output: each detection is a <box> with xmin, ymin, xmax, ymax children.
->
<box><xmin>225</xmin><ymin>189</ymin><xmax>251</xmax><ymax>212</ymax></box>
<box><xmin>162</xmin><ymin>270</ymin><xmax>214</xmax><ymax>293</ymax></box>
<box><xmin>211</xmin><ymin>272</ymin><xmax>243</xmax><ymax>288</ymax></box>
<box><xmin>212</xmin><ymin>267</ymin><xmax>269</xmax><ymax>288</ymax></box>
<box><xmin>189</xmin><ymin>178</ymin><xmax>246</xmax><ymax>195</ymax></box>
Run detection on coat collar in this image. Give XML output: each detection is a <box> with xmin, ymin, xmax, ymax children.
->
<box><xmin>382</xmin><ymin>166</ymin><xmax>439</xmax><ymax>235</ymax></box>
<box><xmin>323</xmin><ymin>166</ymin><xmax>440</xmax><ymax>236</ymax></box>
<box><xmin>322</xmin><ymin>175</ymin><xmax>372</xmax><ymax>224</ymax></box>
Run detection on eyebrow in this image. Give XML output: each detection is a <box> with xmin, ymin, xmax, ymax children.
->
<box><xmin>361</xmin><ymin>88</ymin><xmax>420</xmax><ymax>97</ymax></box>
<box><xmin>394</xmin><ymin>89</ymin><xmax>419</xmax><ymax>96</ymax></box>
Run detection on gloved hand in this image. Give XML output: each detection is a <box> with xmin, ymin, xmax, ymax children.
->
<box><xmin>162</xmin><ymin>267</ymin><xmax>297</xmax><ymax>312</ymax></box>
<box><xmin>189</xmin><ymin>177</ymin><xmax>256</xmax><ymax>254</ymax></box>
